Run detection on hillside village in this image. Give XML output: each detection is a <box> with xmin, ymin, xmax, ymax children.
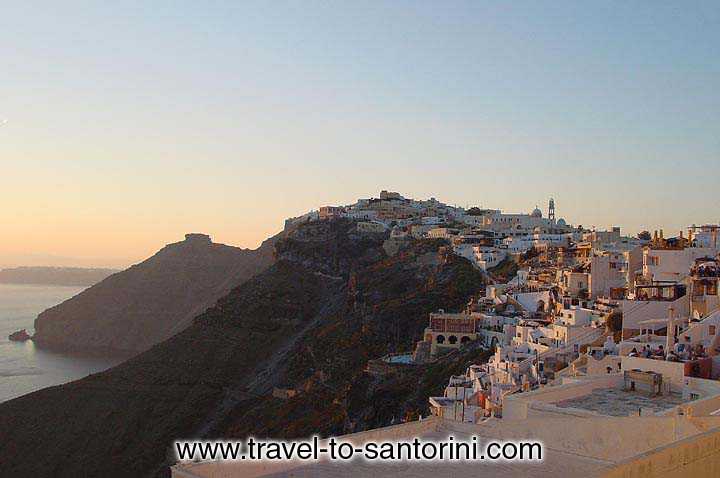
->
<box><xmin>286</xmin><ymin>190</ymin><xmax>575</xmax><ymax>270</ymax></box>
<box><xmin>178</xmin><ymin>191</ymin><xmax>720</xmax><ymax>477</ymax></box>
<box><xmin>286</xmin><ymin>190</ymin><xmax>720</xmax><ymax>409</ymax></box>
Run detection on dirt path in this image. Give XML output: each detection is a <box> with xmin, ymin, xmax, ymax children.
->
<box><xmin>193</xmin><ymin>282</ymin><xmax>347</xmax><ymax>438</ymax></box>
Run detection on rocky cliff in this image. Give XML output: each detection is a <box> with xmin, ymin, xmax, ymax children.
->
<box><xmin>32</xmin><ymin>233</ymin><xmax>276</xmax><ymax>356</ymax></box>
<box><xmin>0</xmin><ymin>220</ymin><xmax>485</xmax><ymax>477</ymax></box>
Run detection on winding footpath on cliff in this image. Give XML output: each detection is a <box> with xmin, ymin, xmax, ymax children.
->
<box><xmin>194</xmin><ymin>283</ymin><xmax>347</xmax><ymax>439</ymax></box>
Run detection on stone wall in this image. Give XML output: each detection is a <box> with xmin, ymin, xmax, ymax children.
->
<box><xmin>621</xmin><ymin>356</ymin><xmax>686</xmax><ymax>389</ymax></box>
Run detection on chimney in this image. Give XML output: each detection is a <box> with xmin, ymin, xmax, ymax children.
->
<box><xmin>667</xmin><ymin>305</ymin><xmax>676</xmax><ymax>352</ymax></box>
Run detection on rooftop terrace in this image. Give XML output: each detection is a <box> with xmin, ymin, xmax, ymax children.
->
<box><xmin>553</xmin><ymin>388</ymin><xmax>687</xmax><ymax>417</ymax></box>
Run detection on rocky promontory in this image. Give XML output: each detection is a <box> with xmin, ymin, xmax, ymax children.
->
<box><xmin>32</xmin><ymin>233</ymin><xmax>276</xmax><ymax>356</ymax></box>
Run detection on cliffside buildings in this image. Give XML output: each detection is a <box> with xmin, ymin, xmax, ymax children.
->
<box><xmin>294</xmin><ymin>191</ymin><xmax>579</xmax><ymax>272</ymax></box>
<box><xmin>175</xmin><ymin>201</ymin><xmax>720</xmax><ymax>478</ymax></box>
<box><xmin>413</xmin><ymin>216</ymin><xmax>720</xmax><ymax>428</ymax></box>
<box><xmin>423</xmin><ymin>311</ymin><xmax>480</xmax><ymax>356</ymax></box>
<box><xmin>288</xmin><ymin>191</ymin><xmax>720</xmax><ymax>419</ymax></box>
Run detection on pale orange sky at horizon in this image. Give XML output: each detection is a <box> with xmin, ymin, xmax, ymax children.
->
<box><xmin>3</xmin><ymin>167</ymin><xmax>716</xmax><ymax>270</ymax></box>
<box><xmin>2</xmin><ymin>3</ymin><xmax>718</xmax><ymax>269</ymax></box>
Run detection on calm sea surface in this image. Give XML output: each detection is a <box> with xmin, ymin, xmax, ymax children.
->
<box><xmin>0</xmin><ymin>284</ymin><xmax>122</xmax><ymax>403</ymax></box>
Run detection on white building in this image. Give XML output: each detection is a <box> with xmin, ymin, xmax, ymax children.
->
<box><xmin>427</xmin><ymin>227</ymin><xmax>460</xmax><ymax>240</ymax></box>
<box><xmin>503</xmin><ymin>236</ymin><xmax>533</xmax><ymax>254</ymax></box>
<box><xmin>473</xmin><ymin>246</ymin><xmax>507</xmax><ymax>271</ymax></box>
<box><xmin>590</xmin><ymin>244</ymin><xmax>643</xmax><ymax>299</ymax></box>
<box><xmin>690</xmin><ymin>224</ymin><xmax>720</xmax><ymax>249</ymax></box>
<box><xmin>644</xmin><ymin>246</ymin><xmax>720</xmax><ymax>283</ymax></box>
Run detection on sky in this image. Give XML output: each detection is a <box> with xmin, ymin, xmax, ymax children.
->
<box><xmin>1</xmin><ymin>1</ymin><xmax>719</xmax><ymax>268</ymax></box>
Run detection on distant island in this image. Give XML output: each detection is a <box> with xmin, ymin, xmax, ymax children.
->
<box><xmin>0</xmin><ymin>267</ymin><xmax>119</xmax><ymax>287</ymax></box>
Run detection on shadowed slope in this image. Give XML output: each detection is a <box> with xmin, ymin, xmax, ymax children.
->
<box><xmin>33</xmin><ymin>233</ymin><xmax>276</xmax><ymax>356</ymax></box>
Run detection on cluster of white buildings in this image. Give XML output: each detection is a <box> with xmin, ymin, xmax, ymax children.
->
<box><xmin>424</xmin><ymin>284</ymin><xmax>607</xmax><ymax>422</ymax></box>
<box><xmin>428</xmin><ymin>222</ymin><xmax>720</xmax><ymax>426</ymax></box>
<box><xmin>287</xmin><ymin>190</ymin><xmax>584</xmax><ymax>271</ymax></box>
<box><xmin>285</xmin><ymin>191</ymin><xmax>720</xmax><ymax>429</ymax></box>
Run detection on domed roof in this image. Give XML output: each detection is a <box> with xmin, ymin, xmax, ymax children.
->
<box><xmin>531</xmin><ymin>207</ymin><xmax>542</xmax><ymax>218</ymax></box>
<box><xmin>557</xmin><ymin>218</ymin><xmax>567</xmax><ymax>226</ymax></box>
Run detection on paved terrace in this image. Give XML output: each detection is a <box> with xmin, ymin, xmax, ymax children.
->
<box><xmin>554</xmin><ymin>388</ymin><xmax>687</xmax><ymax>417</ymax></box>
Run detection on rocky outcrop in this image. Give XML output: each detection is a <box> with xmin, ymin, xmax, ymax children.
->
<box><xmin>8</xmin><ymin>329</ymin><xmax>31</xmax><ymax>342</ymax></box>
<box><xmin>32</xmin><ymin>233</ymin><xmax>276</xmax><ymax>356</ymax></box>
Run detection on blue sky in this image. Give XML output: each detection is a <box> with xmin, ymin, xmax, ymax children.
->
<box><xmin>1</xmin><ymin>1</ymin><xmax>718</xmax><ymax>266</ymax></box>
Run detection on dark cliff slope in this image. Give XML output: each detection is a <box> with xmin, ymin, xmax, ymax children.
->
<box><xmin>215</xmin><ymin>238</ymin><xmax>486</xmax><ymax>439</ymax></box>
<box><xmin>32</xmin><ymin>233</ymin><xmax>275</xmax><ymax>356</ymax></box>
<box><xmin>0</xmin><ymin>221</ymin><xmax>485</xmax><ymax>478</ymax></box>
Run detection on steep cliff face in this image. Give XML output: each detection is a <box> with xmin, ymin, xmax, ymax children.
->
<box><xmin>216</xmin><ymin>238</ymin><xmax>485</xmax><ymax>439</ymax></box>
<box><xmin>0</xmin><ymin>221</ymin><xmax>485</xmax><ymax>478</ymax></box>
<box><xmin>33</xmin><ymin>233</ymin><xmax>276</xmax><ymax>356</ymax></box>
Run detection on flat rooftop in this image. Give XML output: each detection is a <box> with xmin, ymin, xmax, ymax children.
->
<box><xmin>553</xmin><ymin>388</ymin><xmax>687</xmax><ymax>417</ymax></box>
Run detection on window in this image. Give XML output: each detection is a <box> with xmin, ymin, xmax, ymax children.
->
<box><xmin>710</xmin><ymin>325</ymin><xmax>716</xmax><ymax>336</ymax></box>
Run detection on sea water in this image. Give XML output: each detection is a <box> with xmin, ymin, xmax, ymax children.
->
<box><xmin>0</xmin><ymin>284</ymin><xmax>121</xmax><ymax>403</ymax></box>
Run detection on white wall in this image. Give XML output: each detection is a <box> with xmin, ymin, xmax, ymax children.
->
<box><xmin>513</xmin><ymin>291</ymin><xmax>551</xmax><ymax>313</ymax></box>
<box><xmin>621</xmin><ymin>295</ymin><xmax>689</xmax><ymax>331</ymax></box>
<box><xmin>621</xmin><ymin>356</ymin><xmax>686</xmax><ymax>388</ymax></box>
<box><xmin>644</xmin><ymin>247</ymin><xmax>720</xmax><ymax>282</ymax></box>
